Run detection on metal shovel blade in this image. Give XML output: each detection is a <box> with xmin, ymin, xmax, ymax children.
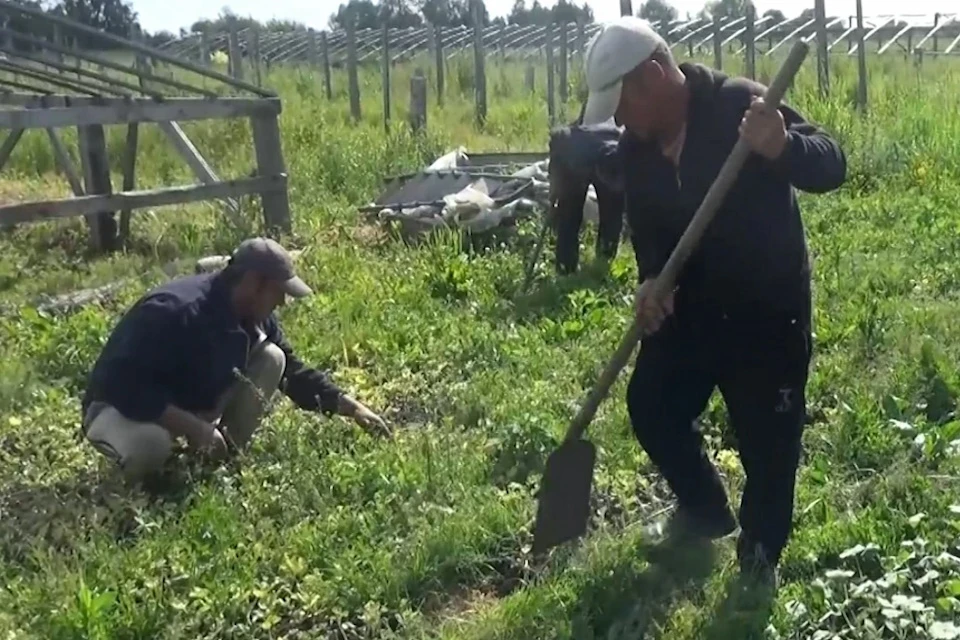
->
<box><xmin>531</xmin><ymin>437</ymin><xmax>597</xmax><ymax>556</ymax></box>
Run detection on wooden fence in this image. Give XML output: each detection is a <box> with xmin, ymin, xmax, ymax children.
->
<box><xmin>150</xmin><ymin>0</ymin><xmax>958</xmax><ymax>128</ymax></box>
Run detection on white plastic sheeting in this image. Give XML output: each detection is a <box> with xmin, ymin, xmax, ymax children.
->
<box><xmin>374</xmin><ymin>148</ymin><xmax>600</xmax><ymax>238</ymax></box>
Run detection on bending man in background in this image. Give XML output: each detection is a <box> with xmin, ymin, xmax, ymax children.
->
<box><xmin>547</xmin><ymin>106</ymin><xmax>626</xmax><ymax>275</ymax></box>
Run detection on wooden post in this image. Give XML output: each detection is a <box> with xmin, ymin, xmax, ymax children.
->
<box><xmin>251</xmin><ymin>25</ymin><xmax>262</xmax><ymax>88</ymax></box>
<box><xmin>434</xmin><ymin>25</ymin><xmax>444</xmax><ymax>107</ymax></box>
<box><xmin>744</xmin><ymin>4</ymin><xmax>756</xmax><ymax>80</ymax></box>
<box><xmin>119</xmin><ymin>123</ymin><xmax>139</xmax><ymax>243</ymax></box>
<box><xmin>410</xmin><ymin>67</ymin><xmax>427</xmax><ymax>133</ymax></box>
<box><xmin>251</xmin><ymin>114</ymin><xmax>291</xmax><ymax>233</ymax></box>
<box><xmin>200</xmin><ymin>31</ymin><xmax>210</xmax><ymax>66</ymax></box>
<box><xmin>855</xmin><ymin>0</ymin><xmax>867</xmax><ymax>113</ymax></box>
<box><xmin>526</xmin><ymin>65</ymin><xmax>535</xmax><ymax>93</ymax></box>
<box><xmin>619</xmin><ymin>0</ymin><xmax>632</xmax><ymax>16</ymax></box>
<box><xmin>713</xmin><ymin>15</ymin><xmax>722</xmax><ymax>70</ymax></box>
<box><xmin>577</xmin><ymin>18</ymin><xmax>585</xmax><ymax>62</ymax></box>
<box><xmin>228</xmin><ymin>25</ymin><xmax>242</xmax><ymax>80</ymax></box>
<box><xmin>546</xmin><ymin>22</ymin><xmax>555</xmax><ymax>126</ymax></box>
<box><xmin>814</xmin><ymin>0</ymin><xmax>829</xmax><ymax>97</ymax></box>
<box><xmin>559</xmin><ymin>21</ymin><xmax>568</xmax><ymax>111</ymax></box>
<box><xmin>78</xmin><ymin>124</ymin><xmax>118</xmax><ymax>252</ymax></box>
<box><xmin>307</xmin><ymin>28</ymin><xmax>319</xmax><ymax>67</ymax></box>
<box><xmin>933</xmin><ymin>13</ymin><xmax>939</xmax><ymax>52</ymax></box>
<box><xmin>320</xmin><ymin>31</ymin><xmax>332</xmax><ymax>100</ymax></box>
<box><xmin>472</xmin><ymin>0</ymin><xmax>486</xmax><ymax>128</ymax></box>
<box><xmin>346</xmin><ymin>18</ymin><xmax>361</xmax><ymax>122</ymax></box>
<box><xmin>382</xmin><ymin>22</ymin><xmax>390</xmax><ymax>131</ymax></box>
<box><xmin>52</xmin><ymin>24</ymin><xmax>63</xmax><ymax>65</ymax></box>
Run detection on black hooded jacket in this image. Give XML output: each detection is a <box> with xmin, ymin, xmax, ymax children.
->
<box><xmin>619</xmin><ymin>62</ymin><xmax>846</xmax><ymax>321</ymax></box>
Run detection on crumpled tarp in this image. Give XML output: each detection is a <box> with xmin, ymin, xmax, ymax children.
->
<box><xmin>363</xmin><ymin>145</ymin><xmax>604</xmax><ymax>238</ymax></box>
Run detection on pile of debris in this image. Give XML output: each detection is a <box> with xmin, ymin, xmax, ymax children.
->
<box><xmin>361</xmin><ymin>147</ymin><xmax>602</xmax><ymax>240</ymax></box>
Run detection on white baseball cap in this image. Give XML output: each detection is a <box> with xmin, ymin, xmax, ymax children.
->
<box><xmin>581</xmin><ymin>16</ymin><xmax>669</xmax><ymax>126</ymax></box>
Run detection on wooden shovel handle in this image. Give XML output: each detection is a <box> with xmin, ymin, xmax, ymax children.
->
<box><xmin>563</xmin><ymin>40</ymin><xmax>810</xmax><ymax>444</ymax></box>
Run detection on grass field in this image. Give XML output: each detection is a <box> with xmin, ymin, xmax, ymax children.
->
<box><xmin>1</xmin><ymin>48</ymin><xmax>960</xmax><ymax>640</ymax></box>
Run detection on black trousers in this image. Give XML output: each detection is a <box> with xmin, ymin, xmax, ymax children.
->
<box><xmin>553</xmin><ymin>176</ymin><xmax>624</xmax><ymax>275</ymax></box>
<box><xmin>626</xmin><ymin>301</ymin><xmax>812</xmax><ymax>564</ymax></box>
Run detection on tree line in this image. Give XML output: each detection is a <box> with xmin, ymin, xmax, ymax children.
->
<box><xmin>1</xmin><ymin>0</ymin><xmax>855</xmax><ymax>51</ymax></box>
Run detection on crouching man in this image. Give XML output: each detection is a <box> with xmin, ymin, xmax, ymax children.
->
<box><xmin>81</xmin><ymin>237</ymin><xmax>388</xmax><ymax>483</ymax></box>
<box><xmin>547</xmin><ymin>114</ymin><xmax>626</xmax><ymax>274</ymax></box>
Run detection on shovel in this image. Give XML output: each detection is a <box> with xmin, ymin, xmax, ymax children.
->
<box><xmin>531</xmin><ymin>40</ymin><xmax>811</xmax><ymax>557</ymax></box>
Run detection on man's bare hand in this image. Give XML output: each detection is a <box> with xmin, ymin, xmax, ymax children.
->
<box><xmin>739</xmin><ymin>96</ymin><xmax>789</xmax><ymax>160</ymax></box>
<box><xmin>186</xmin><ymin>422</ymin><xmax>228</xmax><ymax>459</ymax></box>
<box><xmin>339</xmin><ymin>395</ymin><xmax>392</xmax><ymax>438</ymax></box>
<box><xmin>635</xmin><ymin>277</ymin><xmax>675</xmax><ymax>336</ymax></box>
<box><xmin>354</xmin><ymin>404</ymin><xmax>391</xmax><ymax>438</ymax></box>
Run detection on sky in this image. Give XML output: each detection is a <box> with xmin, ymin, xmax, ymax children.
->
<box><xmin>130</xmin><ymin>0</ymin><xmax>951</xmax><ymax>35</ymax></box>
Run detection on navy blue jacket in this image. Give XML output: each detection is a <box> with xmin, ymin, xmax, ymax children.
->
<box><xmin>548</xmin><ymin>121</ymin><xmax>623</xmax><ymax>192</ymax></box>
<box><xmin>81</xmin><ymin>271</ymin><xmax>343</xmax><ymax>425</ymax></box>
<box><xmin>620</xmin><ymin>62</ymin><xmax>846</xmax><ymax>319</ymax></box>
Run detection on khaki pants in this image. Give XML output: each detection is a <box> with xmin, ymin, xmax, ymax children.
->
<box><xmin>85</xmin><ymin>342</ymin><xmax>286</xmax><ymax>481</ymax></box>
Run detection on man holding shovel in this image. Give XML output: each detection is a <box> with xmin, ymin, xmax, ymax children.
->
<box><xmin>580</xmin><ymin>17</ymin><xmax>846</xmax><ymax>587</ymax></box>
<box><xmin>81</xmin><ymin>237</ymin><xmax>389</xmax><ymax>484</ymax></box>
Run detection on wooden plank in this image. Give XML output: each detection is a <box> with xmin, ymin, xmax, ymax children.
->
<box><xmin>0</xmin><ymin>27</ymin><xmax>220</xmax><ymax>97</ymax></box>
<box><xmin>0</xmin><ymin>0</ymin><xmax>275</xmax><ymax>97</ymax></box>
<box><xmin>251</xmin><ymin>114</ymin><xmax>291</xmax><ymax>232</ymax></box>
<box><xmin>0</xmin><ymin>59</ymin><xmax>103</xmax><ymax>96</ymax></box>
<box><xmin>157</xmin><ymin>120</ymin><xmax>242</xmax><ymax>225</ymax></box>
<box><xmin>46</xmin><ymin>128</ymin><xmax>84</xmax><ymax>196</ymax></box>
<box><xmin>0</xmin><ymin>128</ymin><xmax>23</xmax><ymax>172</ymax></box>
<box><xmin>0</xmin><ymin>175</ymin><xmax>285</xmax><ymax>226</ymax></box>
<box><xmin>0</xmin><ymin>42</ymin><xmax>150</xmax><ymax>97</ymax></box>
<box><xmin>0</xmin><ymin>96</ymin><xmax>281</xmax><ymax>130</ymax></box>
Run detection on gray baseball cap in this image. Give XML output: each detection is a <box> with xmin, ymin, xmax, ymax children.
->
<box><xmin>228</xmin><ymin>237</ymin><xmax>312</xmax><ymax>297</ymax></box>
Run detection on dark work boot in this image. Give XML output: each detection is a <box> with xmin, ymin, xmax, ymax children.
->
<box><xmin>668</xmin><ymin>503</ymin><xmax>738</xmax><ymax>541</ymax></box>
<box><xmin>643</xmin><ymin>503</ymin><xmax>735</xmax><ymax>569</ymax></box>
<box><xmin>736</xmin><ymin>533</ymin><xmax>780</xmax><ymax>594</ymax></box>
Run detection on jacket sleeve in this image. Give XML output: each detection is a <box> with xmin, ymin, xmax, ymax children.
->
<box><xmin>618</xmin><ymin>137</ymin><xmax>664</xmax><ymax>279</ymax></box>
<box><xmin>768</xmin><ymin>102</ymin><xmax>847</xmax><ymax>194</ymax></box>
<box><xmin>263</xmin><ymin>315</ymin><xmax>343</xmax><ymax>416</ymax></box>
<box><xmin>96</xmin><ymin>295</ymin><xmax>182</xmax><ymax>423</ymax></box>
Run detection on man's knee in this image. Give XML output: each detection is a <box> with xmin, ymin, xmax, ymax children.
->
<box><xmin>85</xmin><ymin>407</ymin><xmax>173</xmax><ymax>481</ymax></box>
<box><xmin>248</xmin><ymin>341</ymin><xmax>286</xmax><ymax>391</ymax></box>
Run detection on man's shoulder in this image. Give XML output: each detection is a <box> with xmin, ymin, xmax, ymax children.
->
<box><xmin>615</xmin><ymin>129</ymin><xmax>651</xmax><ymax>165</ymax></box>
<box><xmin>133</xmin><ymin>273</ymin><xmax>217</xmax><ymax>320</ymax></box>
<box><xmin>682</xmin><ymin>61</ymin><xmax>764</xmax><ymax>119</ymax></box>
<box><xmin>717</xmin><ymin>74</ymin><xmax>766</xmax><ymax>105</ymax></box>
